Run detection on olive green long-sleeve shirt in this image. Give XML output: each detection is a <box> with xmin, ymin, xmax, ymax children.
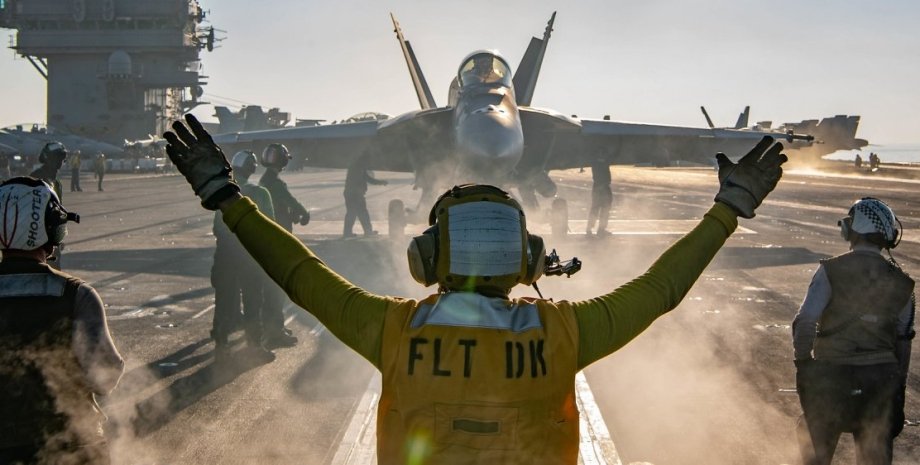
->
<box><xmin>222</xmin><ymin>198</ymin><xmax>737</xmax><ymax>369</ymax></box>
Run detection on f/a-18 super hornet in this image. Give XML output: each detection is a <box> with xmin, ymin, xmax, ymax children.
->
<box><xmin>214</xmin><ymin>12</ymin><xmax>813</xmax><ymax>211</ymax></box>
<box><xmin>700</xmin><ymin>106</ymin><xmax>867</xmax><ymax>164</ymax></box>
<box><xmin>0</xmin><ymin>123</ymin><xmax>125</xmax><ymax>158</ymax></box>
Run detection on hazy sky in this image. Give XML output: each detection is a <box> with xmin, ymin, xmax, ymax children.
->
<box><xmin>1</xmin><ymin>0</ymin><xmax>918</xmax><ymax>143</ymax></box>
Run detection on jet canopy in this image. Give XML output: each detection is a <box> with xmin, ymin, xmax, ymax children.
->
<box><xmin>458</xmin><ymin>51</ymin><xmax>512</xmax><ymax>88</ymax></box>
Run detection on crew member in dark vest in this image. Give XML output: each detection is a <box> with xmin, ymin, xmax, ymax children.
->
<box><xmin>31</xmin><ymin>142</ymin><xmax>68</xmax><ymax>270</ymax></box>
<box><xmin>30</xmin><ymin>142</ymin><xmax>66</xmax><ymax>200</ymax></box>
<box><xmin>164</xmin><ymin>115</ymin><xmax>787</xmax><ymax>464</ymax></box>
<box><xmin>585</xmin><ymin>156</ymin><xmax>613</xmax><ymax>236</ymax></box>
<box><xmin>343</xmin><ymin>152</ymin><xmax>388</xmax><ymax>237</ymax></box>
<box><xmin>0</xmin><ymin>177</ymin><xmax>124</xmax><ymax>465</ymax></box>
<box><xmin>256</xmin><ymin>143</ymin><xmax>305</xmax><ymax>348</ymax></box>
<box><xmin>793</xmin><ymin>197</ymin><xmax>915</xmax><ymax>465</ymax></box>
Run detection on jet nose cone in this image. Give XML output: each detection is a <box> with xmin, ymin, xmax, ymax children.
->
<box><xmin>456</xmin><ymin>112</ymin><xmax>524</xmax><ymax>179</ymax></box>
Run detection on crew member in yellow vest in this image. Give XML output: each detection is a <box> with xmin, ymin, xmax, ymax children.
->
<box><xmin>69</xmin><ymin>150</ymin><xmax>83</xmax><ymax>192</ymax></box>
<box><xmin>793</xmin><ymin>197</ymin><xmax>915</xmax><ymax>465</ymax></box>
<box><xmin>163</xmin><ymin>114</ymin><xmax>787</xmax><ymax>464</ymax></box>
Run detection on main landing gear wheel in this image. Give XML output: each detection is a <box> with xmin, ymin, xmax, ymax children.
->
<box><xmin>550</xmin><ymin>198</ymin><xmax>568</xmax><ymax>237</ymax></box>
<box><xmin>388</xmin><ymin>199</ymin><xmax>407</xmax><ymax>238</ymax></box>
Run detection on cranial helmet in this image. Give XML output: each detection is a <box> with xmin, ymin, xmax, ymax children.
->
<box><xmin>260</xmin><ymin>143</ymin><xmax>290</xmax><ymax>169</ymax></box>
<box><xmin>838</xmin><ymin>197</ymin><xmax>900</xmax><ymax>249</ymax></box>
<box><xmin>231</xmin><ymin>150</ymin><xmax>257</xmax><ymax>177</ymax></box>
<box><xmin>407</xmin><ymin>184</ymin><xmax>545</xmax><ymax>295</ymax></box>
<box><xmin>39</xmin><ymin>141</ymin><xmax>67</xmax><ymax>164</ymax></box>
<box><xmin>0</xmin><ymin>177</ymin><xmax>80</xmax><ymax>251</ymax></box>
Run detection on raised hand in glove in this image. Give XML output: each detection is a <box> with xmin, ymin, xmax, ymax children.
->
<box><xmin>298</xmin><ymin>211</ymin><xmax>310</xmax><ymax>226</ymax></box>
<box><xmin>163</xmin><ymin>114</ymin><xmax>240</xmax><ymax>210</ymax></box>
<box><xmin>714</xmin><ymin>136</ymin><xmax>787</xmax><ymax>218</ymax></box>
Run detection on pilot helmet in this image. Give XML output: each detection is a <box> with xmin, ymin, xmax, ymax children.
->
<box><xmin>838</xmin><ymin>197</ymin><xmax>900</xmax><ymax>249</ymax></box>
<box><xmin>407</xmin><ymin>184</ymin><xmax>545</xmax><ymax>296</ymax></box>
<box><xmin>39</xmin><ymin>141</ymin><xmax>67</xmax><ymax>164</ymax></box>
<box><xmin>260</xmin><ymin>143</ymin><xmax>291</xmax><ymax>169</ymax></box>
<box><xmin>0</xmin><ymin>177</ymin><xmax>79</xmax><ymax>251</ymax></box>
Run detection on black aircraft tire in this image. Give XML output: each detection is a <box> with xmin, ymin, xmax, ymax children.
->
<box><xmin>551</xmin><ymin>198</ymin><xmax>568</xmax><ymax>237</ymax></box>
<box><xmin>388</xmin><ymin>199</ymin><xmax>407</xmax><ymax>238</ymax></box>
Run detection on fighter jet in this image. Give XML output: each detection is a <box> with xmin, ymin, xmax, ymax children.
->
<box><xmin>700</xmin><ymin>106</ymin><xmax>867</xmax><ymax>163</ymax></box>
<box><xmin>213</xmin><ymin>12</ymin><xmax>813</xmax><ymax>208</ymax></box>
<box><xmin>0</xmin><ymin>123</ymin><xmax>125</xmax><ymax>157</ymax></box>
<box><xmin>0</xmin><ymin>142</ymin><xmax>17</xmax><ymax>156</ymax></box>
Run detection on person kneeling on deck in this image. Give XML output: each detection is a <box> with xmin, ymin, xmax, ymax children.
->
<box><xmin>164</xmin><ymin>114</ymin><xmax>786</xmax><ymax>464</ymax></box>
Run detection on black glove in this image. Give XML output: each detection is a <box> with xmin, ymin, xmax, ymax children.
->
<box><xmin>714</xmin><ymin>136</ymin><xmax>787</xmax><ymax>219</ymax></box>
<box><xmin>163</xmin><ymin>114</ymin><xmax>240</xmax><ymax>210</ymax></box>
<box><xmin>298</xmin><ymin>211</ymin><xmax>310</xmax><ymax>226</ymax></box>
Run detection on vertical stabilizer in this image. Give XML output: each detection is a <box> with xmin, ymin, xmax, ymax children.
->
<box><xmin>700</xmin><ymin>106</ymin><xmax>715</xmax><ymax>129</ymax></box>
<box><xmin>734</xmin><ymin>106</ymin><xmax>750</xmax><ymax>129</ymax></box>
<box><xmin>213</xmin><ymin>106</ymin><xmax>243</xmax><ymax>133</ymax></box>
<box><xmin>512</xmin><ymin>12</ymin><xmax>556</xmax><ymax>107</ymax></box>
<box><xmin>390</xmin><ymin>13</ymin><xmax>437</xmax><ymax>109</ymax></box>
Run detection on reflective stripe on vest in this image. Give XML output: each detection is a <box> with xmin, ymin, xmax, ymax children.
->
<box><xmin>0</xmin><ymin>273</ymin><xmax>66</xmax><ymax>298</ymax></box>
<box><xmin>411</xmin><ymin>292</ymin><xmax>541</xmax><ymax>332</ymax></box>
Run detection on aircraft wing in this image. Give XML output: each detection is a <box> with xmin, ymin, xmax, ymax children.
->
<box><xmin>213</xmin><ymin>107</ymin><xmax>454</xmax><ymax>172</ymax></box>
<box><xmin>518</xmin><ymin>107</ymin><xmax>812</xmax><ymax>171</ymax></box>
<box><xmin>0</xmin><ymin>142</ymin><xmax>19</xmax><ymax>156</ymax></box>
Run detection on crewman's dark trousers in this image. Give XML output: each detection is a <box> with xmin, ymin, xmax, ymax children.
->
<box><xmin>796</xmin><ymin>362</ymin><xmax>900</xmax><ymax>465</ymax></box>
<box><xmin>211</xmin><ymin>248</ymin><xmax>273</xmax><ymax>345</ymax></box>
<box><xmin>586</xmin><ymin>190</ymin><xmax>612</xmax><ymax>233</ymax></box>
<box><xmin>343</xmin><ymin>193</ymin><xmax>373</xmax><ymax>235</ymax></box>
<box><xmin>70</xmin><ymin>168</ymin><xmax>81</xmax><ymax>191</ymax></box>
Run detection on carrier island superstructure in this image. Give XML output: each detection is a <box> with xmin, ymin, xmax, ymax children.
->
<box><xmin>0</xmin><ymin>0</ymin><xmax>217</xmax><ymax>145</ymax></box>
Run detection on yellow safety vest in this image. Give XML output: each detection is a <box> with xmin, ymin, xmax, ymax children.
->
<box><xmin>378</xmin><ymin>292</ymin><xmax>580</xmax><ymax>465</ymax></box>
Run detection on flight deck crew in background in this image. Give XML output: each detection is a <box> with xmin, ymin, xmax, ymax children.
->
<box><xmin>256</xmin><ymin>143</ymin><xmax>304</xmax><ymax>347</ymax></box>
<box><xmin>164</xmin><ymin>115</ymin><xmax>787</xmax><ymax>464</ymax></box>
<box><xmin>343</xmin><ymin>152</ymin><xmax>388</xmax><ymax>237</ymax></box>
<box><xmin>210</xmin><ymin>150</ymin><xmax>278</xmax><ymax>364</ymax></box>
<box><xmin>31</xmin><ymin>142</ymin><xmax>68</xmax><ymax>269</ymax></box>
<box><xmin>0</xmin><ymin>177</ymin><xmax>124</xmax><ymax>465</ymax></box>
<box><xmin>793</xmin><ymin>197</ymin><xmax>914</xmax><ymax>465</ymax></box>
<box><xmin>31</xmin><ymin>142</ymin><xmax>66</xmax><ymax>199</ymax></box>
<box><xmin>69</xmin><ymin>150</ymin><xmax>83</xmax><ymax>192</ymax></box>
<box><xmin>93</xmin><ymin>153</ymin><xmax>106</xmax><ymax>191</ymax></box>
<box><xmin>259</xmin><ymin>143</ymin><xmax>310</xmax><ymax>232</ymax></box>
<box><xmin>585</xmin><ymin>156</ymin><xmax>613</xmax><ymax>236</ymax></box>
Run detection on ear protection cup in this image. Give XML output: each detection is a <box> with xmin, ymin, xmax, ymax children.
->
<box><xmin>520</xmin><ymin>234</ymin><xmax>546</xmax><ymax>285</ymax></box>
<box><xmin>407</xmin><ymin>225</ymin><xmax>439</xmax><ymax>286</ymax></box>
<box><xmin>838</xmin><ymin>216</ymin><xmax>853</xmax><ymax>242</ymax></box>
